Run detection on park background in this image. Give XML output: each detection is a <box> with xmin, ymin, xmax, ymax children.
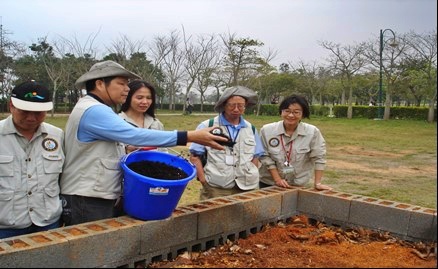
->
<box><xmin>1</xmin><ymin>112</ymin><xmax>434</xmax><ymax>210</ymax></box>
<box><xmin>0</xmin><ymin>1</ymin><xmax>436</xmax><ymax>209</ymax></box>
<box><xmin>0</xmin><ymin>23</ymin><xmax>436</xmax><ymax>122</ymax></box>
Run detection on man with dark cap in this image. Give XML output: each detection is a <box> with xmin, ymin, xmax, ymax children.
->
<box><xmin>189</xmin><ymin>86</ymin><xmax>264</xmax><ymax>200</ymax></box>
<box><xmin>0</xmin><ymin>81</ymin><xmax>64</xmax><ymax>239</ymax></box>
<box><xmin>60</xmin><ymin>60</ymin><xmax>227</xmax><ymax>225</ymax></box>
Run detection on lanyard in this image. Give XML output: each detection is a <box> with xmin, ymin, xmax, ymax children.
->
<box><xmin>280</xmin><ymin>135</ymin><xmax>293</xmax><ymax>166</ymax></box>
<box><xmin>225</xmin><ymin>125</ymin><xmax>240</xmax><ymax>151</ymax></box>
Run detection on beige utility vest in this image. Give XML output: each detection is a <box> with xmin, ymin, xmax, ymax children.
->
<box><xmin>60</xmin><ymin>96</ymin><xmax>125</xmax><ymax>200</ymax></box>
<box><xmin>203</xmin><ymin>116</ymin><xmax>259</xmax><ymax>190</ymax></box>
<box><xmin>0</xmin><ymin>116</ymin><xmax>64</xmax><ymax>228</ymax></box>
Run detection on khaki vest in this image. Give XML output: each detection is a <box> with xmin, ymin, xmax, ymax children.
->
<box><xmin>60</xmin><ymin>96</ymin><xmax>125</xmax><ymax>200</ymax></box>
<box><xmin>0</xmin><ymin>116</ymin><xmax>64</xmax><ymax>228</ymax></box>
<box><xmin>203</xmin><ymin>116</ymin><xmax>259</xmax><ymax>190</ymax></box>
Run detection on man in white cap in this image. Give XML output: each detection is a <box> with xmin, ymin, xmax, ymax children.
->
<box><xmin>0</xmin><ymin>81</ymin><xmax>64</xmax><ymax>239</ymax></box>
<box><xmin>60</xmin><ymin>60</ymin><xmax>227</xmax><ymax>225</ymax></box>
<box><xmin>189</xmin><ymin>86</ymin><xmax>264</xmax><ymax>200</ymax></box>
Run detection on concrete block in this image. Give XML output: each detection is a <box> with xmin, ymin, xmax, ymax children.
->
<box><xmin>62</xmin><ymin>218</ymin><xmax>142</xmax><ymax>267</ymax></box>
<box><xmin>169</xmin><ymin>241</ymin><xmax>197</xmax><ymax>260</ymax></box>
<box><xmin>183</xmin><ymin>197</ymin><xmax>244</xmax><ymax>239</ymax></box>
<box><xmin>349</xmin><ymin>197</ymin><xmax>411</xmax><ymax>236</ymax></box>
<box><xmin>196</xmin><ymin>234</ymin><xmax>222</xmax><ymax>250</ymax></box>
<box><xmin>281</xmin><ymin>188</ymin><xmax>299</xmax><ymax>218</ymax></box>
<box><xmin>265</xmin><ymin>186</ymin><xmax>299</xmax><ymax>218</ymax></box>
<box><xmin>1</xmin><ymin>189</ymin><xmax>436</xmax><ymax>267</ymax></box>
<box><xmin>128</xmin><ymin>248</ymin><xmax>172</xmax><ymax>267</ymax></box>
<box><xmin>140</xmin><ymin>208</ymin><xmax>198</xmax><ymax>254</ymax></box>
<box><xmin>296</xmin><ymin>188</ymin><xmax>324</xmax><ymax>216</ymax></box>
<box><xmin>407</xmin><ymin>206</ymin><xmax>437</xmax><ymax>241</ymax></box>
<box><xmin>433</xmin><ymin>213</ymin><xmax>437</xmax><ymax>241</ymax></box>
<box><xmin>229</xmin><ymin>189</ymin><xmax>282</xmax><ymax>226</ymax></box>
<box><xmin>318</xmin><ymin>191</ymin><xmax>355</xmax><ymax>223</ymax></box>
<box><xmin>0</xmin><ymin>231</ymin><xmax>69</xmax><ymax>268</ymax></box>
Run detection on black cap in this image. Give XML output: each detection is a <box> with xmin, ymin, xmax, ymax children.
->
<box><xmin>11</xmin><ymin>81</ymin><xmax>53</xmax><ymax>111</ymax></box>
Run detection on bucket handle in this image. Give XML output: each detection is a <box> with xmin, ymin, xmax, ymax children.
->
<box><xmin>121</xmin><ymin>146</ymin><xmax>160</xmax><ymax>163</ymax></box>
<box><xmin>120</xmin><ymin>148</ymin><xmax>138</xmax><ymax>164</ymax></box>
<box><xmin>166</xmin><ymin>147</ymin><xmax>196</xmax><ymax>168</ymax></box>
<box><xmin>120</xmin><ymin>147</ymin><xmax>195</xmax><ymax>168</ymax></box>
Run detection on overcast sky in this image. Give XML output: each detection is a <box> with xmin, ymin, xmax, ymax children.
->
<box><xmin>1</xmin><ymin>0</ymin><xmax>437</xmax><ymax>66</ymax></box>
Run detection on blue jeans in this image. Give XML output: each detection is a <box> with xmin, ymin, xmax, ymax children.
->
<box><xmin>0</xmin><ymin>221</ymin><xmax>60</xmax><ymax>239</ymax></box>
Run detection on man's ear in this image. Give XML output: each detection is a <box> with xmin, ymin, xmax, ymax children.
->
<box><xmin>95</xmin><ymin>79</ymin><xmax>105</xmax><ymax>88</ymax></box>
<box><xmin>8</xmin><ymin>100</ymin><xmax>14</xmax><ymax>112</ymax></box>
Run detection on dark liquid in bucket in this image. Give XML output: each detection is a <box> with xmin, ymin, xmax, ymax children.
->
<box><xmin>127</xmin><ymin>160</ymin><xmax>188</xmax><ymax>180</ymax></box>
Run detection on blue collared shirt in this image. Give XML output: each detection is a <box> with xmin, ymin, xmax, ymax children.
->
<box><xmin>189</xmin><ymin>113</ymin><xmax>264</xmax><ymax>157</ymax></box>
<box><xmin>77</xmin><ymin>105</ymin><xmax>178</xmax><ymax>147</ymax></box>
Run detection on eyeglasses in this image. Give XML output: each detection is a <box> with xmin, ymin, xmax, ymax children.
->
<box><xmin>281</xmin><ymin>109</ymin><xmax>302</xmax><ymax>116</ymax></box>
<box><xmin>226</xmin><ymin>103</ymin><xmax>246</xmax><ymax>109</ymax></box>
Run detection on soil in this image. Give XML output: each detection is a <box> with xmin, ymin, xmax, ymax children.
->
<box><xmin>128</xmin><ymin>160</ymin><xmax>188</xmax><ymax>180</ymax></box>
<box><xmin>138</xmin><ymin>145</ymin><xmax>437</xmax><ymax>268</ymax></box>
<box><xmin>147</xmin><ymin>215</ymin><xmax>437</xmax><ymax>268</ymax></box>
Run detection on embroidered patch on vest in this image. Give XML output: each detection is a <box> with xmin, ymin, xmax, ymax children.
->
<box><xmin>42</xmin><ymin>138</ymin><xmax>59</xmax><ymax>151</ymax></box>
<box><xmin>269</xmin><ymin>138</ymin><xmax>280</xmax><ymax>147</ymax></box>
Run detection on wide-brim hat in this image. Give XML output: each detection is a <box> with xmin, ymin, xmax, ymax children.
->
<box><xmin>75</xmin><ymin>60</ymin><xmax>141</xmax><ymax>89</ymax></box>
<box><xmin>214</xmin><ymin>86</ymin><xmax>258</xmax><ymax>112</ymax></box>
<box><xmin>11</xmin><ymin>81</ymin><xmax>53</xmax><ymax>111</ymax></box>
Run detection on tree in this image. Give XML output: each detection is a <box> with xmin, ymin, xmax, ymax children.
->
<box><xmin>320</xmin><ymin>41</ymin><xmax>367</xmax><ymax>119</ymax></box>
<box><xmin>30</xmin><ymin>38</ymin><xmax>67</xmax><ymax>116</ymax></box>
<box><xmin>150</xmin><ymin>30</ymin><xmax>184</xmax><ymax>110</ymax></box>
<box><xmin>405</xmin><ymin>29</ymin><xmax>437</xmax><ymax>123</ymax></box>
<box><xmin>220</xmin><ymin>32</ymin><xmax>265</xmax><ymax>87</ymax></box>
<box><xmin>0</xmin><ymin>23</ymin><xmax>26</xmax><ymax>113</ymax></box>
<box><xmin>365</xmin><ymin>31</ymin><xmax>407</xmax><ymax>120</ymax></box>
<box><xmin>182</xmin><ymin>29</ymin><xmax>220</xmax><ymax>112</ymax></box>
<box><xmin>55</xmin><ymin>32</ymin><xmax>100</xmax><ymax>109</ymax></box>
<box><xmin>255</xmin><ymin>72</ymin><xmax>296</xmax><ymax>105</ymax></box>
<box><xmin>289</xmin><ymin>60</ymin><xmax>324</xmax><ymax>104</ymax></box>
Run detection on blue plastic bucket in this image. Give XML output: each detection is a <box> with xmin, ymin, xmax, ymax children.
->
<box><xmin>120</xmin><ymin>150</ymin><xmax>196</xmax><ymax>220</ymax></box>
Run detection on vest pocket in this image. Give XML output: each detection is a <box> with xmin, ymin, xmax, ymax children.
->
<box><xmin>243</xmin><ymin>138</ymin><xmax>256</xmax><ymax>154</ymax></box>
<box><xmin>0</xmin><ymin>155</ymin><xmax>14</xmax><ymax>177</ymax></box>
<box><xmin>0</xmin><ymin>190</ymin><xmax>14</xmax><ymax>225</ymax></box>
<box><xmin>42</xmin><ymin>154</ymin><xmax>63</xmax><ymax>174</ymax></box>
<box><xmin>94</xmin><ymin>158</ymin><xmax>122</xmax><ymax>194</ymax></box>
<box><xmin>43</xmin><ymin>187</ymin><xmax>61</xmax><ymax>221</ymax></box>
<box><xmin>295</xmin><ymin>147</ymin><xmax>310</xmax><ymax>161</ymax></box>
<box><xmin>243</xmin><ymin>161</ymin><xmax>259</xmax><ymax>187</ymax></box>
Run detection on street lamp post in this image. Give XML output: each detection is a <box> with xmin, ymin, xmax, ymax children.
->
<box><xmin>377</xmin><ymin>28</ymin><xmax>397</xmax><ymax>119</ymax></box>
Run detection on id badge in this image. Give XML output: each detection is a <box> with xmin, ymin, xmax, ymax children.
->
<box><xmin>282</xmin><ymin>166</ymin><xmax>295</xmax><ymax>175</ymax></box>
<box><xmin>225</xmin><ymin>154</ymin><xmax>235</xmax><ymax>166</ymax></box>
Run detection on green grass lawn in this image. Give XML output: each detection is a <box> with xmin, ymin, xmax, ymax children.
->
<box><xmin>166</xmin><ymin>114</ymin><xmax>437</xmax><ymax>209</ymax></box>
<box><xmin>2</xmin><ymin>111</ymin><xmax>436</xmax><ymax>208</ymax></box>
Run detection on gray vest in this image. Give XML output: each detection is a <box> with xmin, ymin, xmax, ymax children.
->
<box><xmin>0</xmin><ymin>116</ymin><xmax>64</xmax><ymax>228</ymax></box>
<box><xmin>203</xmin><ymin>116</ymin><xmax>259</xmax><ymax>190</ymax></box>
<box><xmin>60</xmin><ymin>96</ymin><xmax>125</xmax><ymax>200</ymax></box>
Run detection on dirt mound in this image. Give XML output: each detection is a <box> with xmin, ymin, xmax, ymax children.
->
<box><xmin>148</xmin><ymin>215</ymin><xmax>437</xmax><ymax>268</ymax></box>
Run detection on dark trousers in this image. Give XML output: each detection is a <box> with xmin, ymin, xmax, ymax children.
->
<box><xmin>0</xmin><ymin>221</ymin><xmax>60</xmax><ymax>239</ymax></box>
<box><xmin>60</xmin><ymin>194</ymin><xmax>117</xmax><ymax>226</ymax></box>
<box><xmin>259</xmin><ymin>181</ymin><xmax>273</xmax><ymax>188</ymax></box>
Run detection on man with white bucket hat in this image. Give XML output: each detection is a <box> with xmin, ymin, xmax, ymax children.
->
<box><xmin>60</xmin><ymin>60</ymin><xmax>227</xmax><ymax>225</ymax></box>
<box><xmin>0</xmin><ymin>81</ymin><xmax>65</xmax><ymax>238</ymax></box>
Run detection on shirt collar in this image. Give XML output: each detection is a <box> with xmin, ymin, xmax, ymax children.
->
<box><xmin>0</xmin><ymin>115</ymin><xmax>46</xmax><ymax>137</ymax></box>
<box><xmin>275</xmin><ymin>121</ymin><xmax>305</xmax><ymax>137</ymax></box>
<box><xmin>219</xmin><ymin>113</ymin><xmax>248</xmax><ymax>128</ymax></box>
